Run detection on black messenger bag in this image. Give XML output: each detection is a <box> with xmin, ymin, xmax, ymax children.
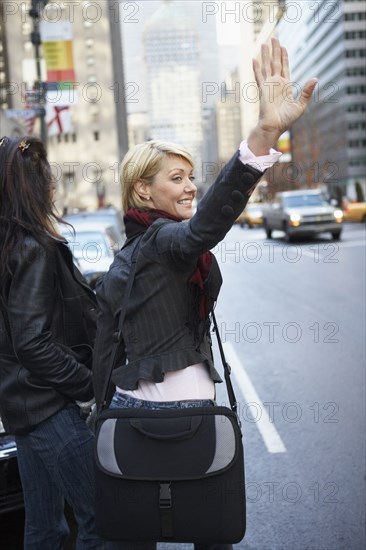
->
<box><xmin>94</xmin><ymin>239</ymin><xmax>246</xmax><ymax>543</ymax></box>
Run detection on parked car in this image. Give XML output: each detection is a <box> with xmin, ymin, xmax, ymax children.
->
<box><xmin>0</xmin><ymin>417</ymin><xmax>23</xmax><ymax>514</ymax></box>
<box><xmin>343</xmin><ymin>201</ymin><xmax>366</xmax><ymax>222</ymax></box>
<box><xmin>262</xmin><ymin>190</ymin><xmax>344</xmax><ymax>241</ymax></box>
<box><xmin>60</xmin><ymin>223</ymin><xmax>118</xmax><ymax>289</ymax></box>
<box><xmin>63</xmin><ymin>207</ymin><xmax>125</xmax><ymax>251</ymax></box>
<box><xmin>236</xmin><ymin>203</ymin><xmax>264</xmax><ymax>228</ymax></box>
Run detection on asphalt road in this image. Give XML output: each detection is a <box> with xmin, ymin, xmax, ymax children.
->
<box><xmin>210</xmin><ymin>221</ymin><xmax>366</xmax><ymax>550</ymax></box>
<box><xmin>1</xmin><ymin>222</ymin><xmax>365</xmax><ymax>550</ymax></box>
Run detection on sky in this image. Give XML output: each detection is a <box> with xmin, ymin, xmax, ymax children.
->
<box><xmin>214</xmin><ymin>1</ymin><xmax>242</xmax><ymax>45</ymax></box>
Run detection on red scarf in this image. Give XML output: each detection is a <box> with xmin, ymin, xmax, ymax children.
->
<box><xmin>124</xmin><ymin>208</ymin><xmax>213</xmax><ymax>319</ymax></box>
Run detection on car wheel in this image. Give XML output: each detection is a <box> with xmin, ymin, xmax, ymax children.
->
<box><xmin>283</xmin><ymin>222</ymin><xmax>292</xmax><ymax>243</ymax></box>
<box><xmin>363</xmin><ymin>214</ymin><xmax>366</xmax><ymax>224</ymax></box>
<box><xmin>247</xmin><ymin>223</ymin><xmax>253</xmax><ymax>229</ymax></box>
<box><xmin>331</xmin><ymin>231</ymin><xmax>342</xmax><ymax>241</ymax></box>
<box><xmin>240</xmin><ymin>222</ymin><xmax>244</xmax><ymax>228</ymax></box>
<box><xmin>263</xmin><ymin>220</ymin><xmax>272</xmax><ymax>238</ymax></box>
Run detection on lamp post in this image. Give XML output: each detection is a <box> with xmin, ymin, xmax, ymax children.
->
<box><xmin>29</xmin><ymin>0</ymin><xmax>48</xmax><ymax>147</ymax></box>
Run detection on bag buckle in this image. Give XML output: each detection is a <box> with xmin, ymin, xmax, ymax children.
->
<box><xmin>159</xmin><ymin>482</ymin><xmax>172</xmax><ymax>509</ymax></box>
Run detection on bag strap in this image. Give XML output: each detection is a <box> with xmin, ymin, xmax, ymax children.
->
<box><xmin>99</xmin><ymin>230</ymin><xmax>240</xmax><ymax>415</ymax></box>
<box><xmin>211</xmin><ymin>311</ymin><xmax>238</xmax><ymax>413</ymax></box>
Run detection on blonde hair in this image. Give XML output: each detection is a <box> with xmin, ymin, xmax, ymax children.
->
<box><xmin>120</xmin><ymin>140</ymin><xmax>194</xmax><ymax>214</ymax></box>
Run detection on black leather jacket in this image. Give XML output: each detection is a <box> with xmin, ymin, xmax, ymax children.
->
<box><xmin>0</xmin><ymin>235</ymin><xmax>97</xmax><ymax>434</ymax></box>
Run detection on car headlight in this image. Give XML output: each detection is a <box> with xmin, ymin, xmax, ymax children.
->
<box><xmin>333</xmin><ymin>209</ymin><xmax>343</xmax><ymax>221</ymax></box>
<box><xmin>290</xmin><ymin>213</ymin><xmax>301</xmax><ymax>223</ymax></box>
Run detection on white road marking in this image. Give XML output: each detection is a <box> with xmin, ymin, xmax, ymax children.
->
<box><xmin>337</xmin><ymin>240</ymin><xmax>366</xmax><ymax>248</ymax></box>
<box><xmin>301</xmin><ymin>249</ymin><xmax>323</xmax><ymax>260</ymax></box>
<box><xmin>223</xmin><ymin>342</ymin><xmax>287</xmax><ymax>454</ymax></box>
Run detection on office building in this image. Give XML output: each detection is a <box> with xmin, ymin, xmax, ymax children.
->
<box><xmin>1</xmin><ymin>1</ymin><xmax>128</xmax><ymax>210</ymax></box>
<box><xmin>277</xmin><ymin>0</ymin><xmax>366</xmax><ymax>195</ymax></box>
<box><xmin>238</xmin><ymin>0</ymin><xmax>284</xmax><ymax>139</ymax></box>
<box><xmin>121</xmin><ymin>0</ymin><xmax>220</xmax><ymax>173</ymax></box>
<box><xmin>216</xmin><ymin>68</ymin><xmax>242</xmax><ymax>164</ymax></box>
<box><xmin>143</xmin><ymin>1</ymin><xmax>204</xmax><ymax>175</ymax></box>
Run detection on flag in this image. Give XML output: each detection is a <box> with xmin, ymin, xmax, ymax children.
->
<box><xmin>40</xmin><ymin>20</ymin><xmax>78</xmax><ymax>106</ymax></box>
<box><xmin>46</xmin><ymin>104</ymin><xmax>73</xmax><ymax>137</ymax></box>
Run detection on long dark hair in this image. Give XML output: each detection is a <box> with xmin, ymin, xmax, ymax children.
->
<box><xmin>0</xmin><ymin>136</ymin><xmax>64</xmax><ymax>290</ymax></box>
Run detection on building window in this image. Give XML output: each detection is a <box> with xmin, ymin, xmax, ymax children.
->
<box><xmin>346</xmin><ymin>67</ymin><xmax>366</xmax><ymax>76</ymax></box>
<box><xmin>348</xmin><ymin>122</ymin><xmax>366</xmax><ymax>131</ymax></box>
<box><xmin>63</xmin><ymin>172</ymin><xmax>75</xmax><ymax>195</ymax></box>
<box><xmin>347</xmin><ymin>85</ymin><xmax>366</xmax><ymax>94</ymax></box>
<box><xmin>346</xmin><ymin>104</ymin><xmax>366</xmax><ymax>112</ymax></box>
<box><xmin>345</xmin><ymin>30</ymin><xmax>366</xmax><ymax>39</ymax></box>
<box><xmin>345</xmin><ymin>49</ymin><xmax>366</xmax><ymax>58</ymax></box>
<box><xmin>344</xmin><ymin>12</ymin><xmax>366</xmax><ymax>20</ymax></box>
<box><xmin>349</xmin><ymin>139</ymin><xmax>366</xmax><ymax>148</ymax></box>
<box><xmin>22</xmin><ymin>23</ymin><xmax>31</xmax><ymax>35</ymax></box>
<box><xmin>94</xmin><ymin>131</ymin><xmax>99</xmax><ymax>141</ymax></box>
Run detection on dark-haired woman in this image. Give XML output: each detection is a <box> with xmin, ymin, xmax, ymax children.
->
<box><xmin>0</xmin><ymin>136</ymin><xmax>107</xmax><ymax>549</ymax></box>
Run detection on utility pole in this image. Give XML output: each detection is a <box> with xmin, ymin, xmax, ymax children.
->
<box><xmin>29</xmin><ymin>0</ymin><xmax>48</xmax><ymax>148</ymax></box>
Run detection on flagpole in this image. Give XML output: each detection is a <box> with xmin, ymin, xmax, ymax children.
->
<box><xmin>29</xmin><ymin>0</ymin><xmax>48</xmax><ymax>149</ymax></box>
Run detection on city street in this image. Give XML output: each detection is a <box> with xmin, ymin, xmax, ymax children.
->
<box><xmin>1</xmin><ymin>0</ymin><xmax>365</xmax><ymax>548</ymax></box>
<box><xmin>1</xmin><ymin>222</ymin><xmax>365</xmax><ymax>550</ymax></box>
<box><xmin>212</xmin><ymin>221</ymin><xmax>366</xmax><ymax>550</ymax></box>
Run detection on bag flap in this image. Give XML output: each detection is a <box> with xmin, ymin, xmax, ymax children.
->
<box><xmin>95</xmin><ymin>407</ymin><xmax>241</xmax><ymax>481</ymax></box>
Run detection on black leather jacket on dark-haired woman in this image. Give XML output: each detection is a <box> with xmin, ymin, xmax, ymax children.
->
<box><xmin>0</xmin><ymin>235</ymin><xmax>97</xmax><ymax>435</ymax></box>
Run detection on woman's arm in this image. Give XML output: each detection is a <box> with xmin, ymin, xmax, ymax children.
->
<box><xmin>144</xmin><ymin>39</ymin><xmax>317</xmax><ymax>266</ymax></box>
<box><xmin>8</xmin><ymin>241</ymin><xmax>94</xmax><ymax>401</ymax></box>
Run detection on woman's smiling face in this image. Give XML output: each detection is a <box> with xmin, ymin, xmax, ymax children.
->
<box><xmin>135</xmin><ymin>155</ymin><xmax>197</xmax><ymax>220</ymax></box>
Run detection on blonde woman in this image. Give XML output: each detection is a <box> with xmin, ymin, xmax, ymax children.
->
<box><xmin>93</xmin><ymin>39</ymin><xmax>317</xmax><ymax>548</ymax></box>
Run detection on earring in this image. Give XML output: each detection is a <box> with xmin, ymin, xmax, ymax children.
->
<box><xmin>146</xmin><ymin>196</ymin><xmax>150</xmax><ymax>201</ymax></box>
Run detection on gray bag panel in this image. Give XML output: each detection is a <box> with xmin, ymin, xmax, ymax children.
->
<box><xmin>96</xmin><ymin>414</ymin><xmax>237</xmax><ymax>479</ymax></box>
<box><xmin>97</xmin><ymin>418</ymin><xmax>123</xmax><ymax>476</ymax></box>
<box><xmin>205</xmin><ymin>415</ymin><xmax>236</xmax><ymax>474</ymax></box>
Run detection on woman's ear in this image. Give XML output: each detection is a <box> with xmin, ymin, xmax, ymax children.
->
<box><xmin>134</xmin><ymin>179</ymin><xmax>151</xmax><ymax>201</ymax></box>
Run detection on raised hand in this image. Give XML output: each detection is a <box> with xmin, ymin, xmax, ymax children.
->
<box><xmin>248</xmin><ymin>37</ymin><xmax>318</xmax><ymax>156</ymax></box>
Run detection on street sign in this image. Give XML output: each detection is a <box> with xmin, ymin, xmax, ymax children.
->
<box><xmin>24</xmin><ymin>89</ymin><xmax>44</xmax><ymax>104</ymax></box>
<box><xmin>5</xmin><ymin>108</ymin><xmax>45</xmax><ymax>118</ymax></box>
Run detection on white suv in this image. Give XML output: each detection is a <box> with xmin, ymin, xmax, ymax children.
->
<box><xmin>262</xmin><ymin>190</ymin><xmax>344</xmax><ymax>241</ymax></box>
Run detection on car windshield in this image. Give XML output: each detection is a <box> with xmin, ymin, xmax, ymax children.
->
<box><xmin>282</xmin><ymin>194</ymin><xmax>329</xmax><ymax>208</ymax></box>
<box><xmin>61</xmin><ymin>231</ymin><xmax>112</xmax><ymax>260</ymax></box>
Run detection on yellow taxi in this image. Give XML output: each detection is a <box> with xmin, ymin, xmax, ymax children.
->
<box><xmin>343</xmin><ymin>202</ymin><xmax>366</xmax><ymax>223</ymax></box>
<box><xmin>236</xmin><ymin>203</ymin><xmax>264</xmax><ymax>228</ymax></box>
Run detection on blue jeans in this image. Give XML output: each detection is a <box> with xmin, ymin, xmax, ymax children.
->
<box><xmin>109</xmin><ymin>393</ymin><xmax>232</xmax><ymax>550</ymax></box>
<box><xmin>110</xmin><ymin>392</ymin><xmax>216</xmax><ymax>410</ymax></box>
<box><xmin>15</xmin><ymin>404</ymin><xmax>121</xmax><ymax>550</ymax></box>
